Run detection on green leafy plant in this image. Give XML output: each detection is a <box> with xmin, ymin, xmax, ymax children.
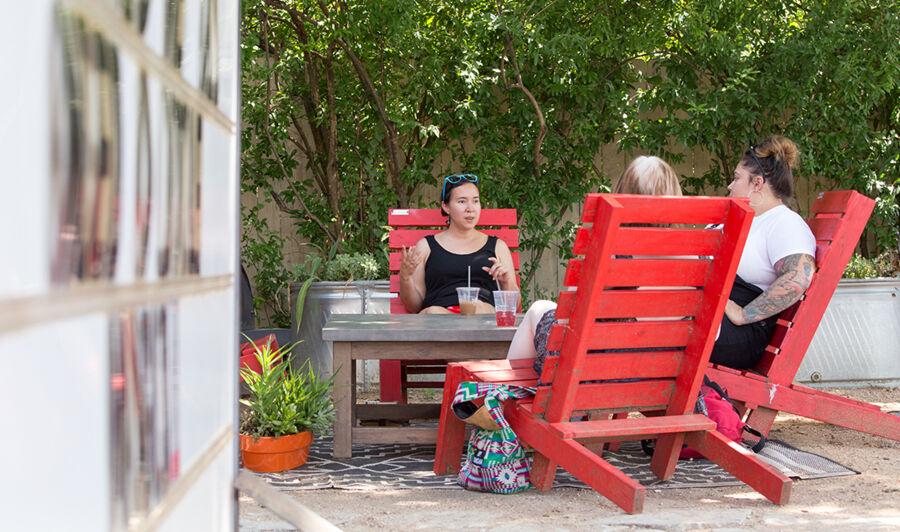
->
<box><xmin>239</xmin><ymin>337</ymin><xmax>335</xmax><ymax>439</ymax></box>
<box><xmin>321</xmin><ymin>253</ymin><xmax>384</xmax><ymax>282</ymax></box>
<box><xmin>844</xmin><ymin>251</ymin><xmax>900</xmax><ymax>279</ymax></box>
<box><xmin>844</xmin><ymin>254</ymin><xmax>879</xmax><ymax>279</ymax></box>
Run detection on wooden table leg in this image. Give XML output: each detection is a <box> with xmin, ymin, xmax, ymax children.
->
<box><xmin>333</xmin><ymin>342</ymin><xmax>353</xmax><ymax>458</ymax></box>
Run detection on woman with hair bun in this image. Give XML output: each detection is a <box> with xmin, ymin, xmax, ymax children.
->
<box><xmin>712</xmin><ymin>135</ymin><xmax>816</xmax><ymax>369</ymax></box>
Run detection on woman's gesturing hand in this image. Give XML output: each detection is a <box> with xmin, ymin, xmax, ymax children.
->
<box><xmin>482</xmin><ymin>256</ymin><xmax>512</xmax><ymax>285</ymax></box>
<box><xmin>400</xmin><ymin>246</ymin><xmax>424</xmax><ymax>280</ymax></box>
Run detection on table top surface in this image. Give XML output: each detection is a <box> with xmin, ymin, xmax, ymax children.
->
<box><xmin>322</xmin><ymin>313</ymin><xmax>522</xmax><ymax>342</ymax></box>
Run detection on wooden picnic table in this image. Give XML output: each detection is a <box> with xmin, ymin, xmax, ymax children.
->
<box><xmin>322</xmin><ymin>313</ymin><xmax>520</xmax><ymax>458</ymax></box>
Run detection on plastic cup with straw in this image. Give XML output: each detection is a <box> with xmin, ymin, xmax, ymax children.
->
<box><xmin>456</xmin><ymin>265</ymin><xmax>479</xmax><ymax>315</ymax></box>
<box><xmin>492</xmin><ymin>259</ymin><xmax>518</xmax><ymax>326</ymax></box>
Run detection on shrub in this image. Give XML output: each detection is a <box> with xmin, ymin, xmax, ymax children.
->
<box><xmin>321</xmin><ymin>253</ymin><xmax>384</xmax><ymax>282</ymax></box>
<box><xmin>843</xmin><ymin>251</ymin><xmax>900</xmax><ymax>279</ymax></box>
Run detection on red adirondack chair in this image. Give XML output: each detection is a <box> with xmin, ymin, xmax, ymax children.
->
<box><xmin>707</xmin><ymin>190</ymin><xmax>900</xmax><ymax>441</ymax></box>
<box><xmin>383</xmin><ymin>208</ymin><xmax>520</xmax><ymax>403</ymax></box>
<box><xmin>434</xmin><ymin>194</ymin><xmax>792</xmax><ymax>513</ymax></box>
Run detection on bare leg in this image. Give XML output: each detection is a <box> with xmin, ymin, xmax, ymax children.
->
<box><xmin>506</xmin><ymin>300</ymin><xmax>557</xmax><ymax>360</ymax></box>
<box><xmin>473</xmin><ymin>301</ymin><xmax>495</xmax><ymax>314</ymax></box>
<box><xmin>420</xmin><ymin>306</ymin><xmax>453</xmax><ymax>314</ymax></box>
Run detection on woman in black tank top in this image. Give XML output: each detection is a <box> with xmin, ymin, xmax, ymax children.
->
<box><xmin>421</xmin><ymin>235</ymin><xmax>499</xmax><ymax>309</ymax></box>
<box><xmin>397</xmin><ymin>174</ymin><xmax>518</xmax><ymax>314</ymax></box>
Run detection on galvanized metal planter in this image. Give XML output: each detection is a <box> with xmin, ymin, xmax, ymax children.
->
<box><xmin>291</xmin><ymin>281</ymin><xmax>391</xmax><ymax>391</ymax></box>
<box><xmin>799</xmin><ymin>278</ymin><xmax>900</xmax><ymax>387</ymax></box>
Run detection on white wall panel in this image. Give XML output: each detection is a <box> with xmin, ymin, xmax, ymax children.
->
<box><xmin>181</xmin><ymin>0</ymin><xmax>203</xmax><ymax>90</ymax></box>
<box><xmin>158</xmin><ymin>444</ymin><xmax>235</xmax><ymax>532</ymax></box>
<box><xmin>177</xmin><ymin>289</ymin><xmax>235</xmax><ymax>468</ymax></box>
<box><xmin>216</xmin><ymin>0</ymin><xmax>239</xmax><ymax>122</ymax></box>
<box><xmin>201</xmin><ymin>119</ymin><xmax>237</xmax><ymax>275</ymax></box>
<box><xmin>2</xmin><ymin>313</ymin><xmax>109</xmax><ymax>531</ymax></box>
<box><xmin>115</xmin><ymin>53</ymin><xmax>140</xmax><ymax>285</ymax></box>
<box><xmin>144</xmin><ymin>74</ymin><xmax>168</xmax><ymax>282</ymax></box>
<box><xmin>1</xmin><ymin>1</ymin><xmax>239</xmax><ymax>530</ymax></box>
<box><xmin>143</xmin><ymin>0</ymin><xmax>167</xmax><ymax>62</ymax></box>
<box><xmin>0</xmin><ymin>3</ymin><xmax>53</xmax><ymax>298</ymax></box>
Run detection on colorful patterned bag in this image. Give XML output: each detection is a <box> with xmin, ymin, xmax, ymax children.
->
<box><xmin>451</xmin><ymin>381</ymin><xmax>535</xmax><ymax>494</ymax></box>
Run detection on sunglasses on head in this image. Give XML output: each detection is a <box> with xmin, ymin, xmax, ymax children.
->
<box><xmin>746</xmin><ymin>145</ymin><xmax>769</xmax><ymax>181</ymax></box>
<box><xmin>441</xmin><ymin>173</ymin><xmax>479</xmax><ymax>202</ymax></box>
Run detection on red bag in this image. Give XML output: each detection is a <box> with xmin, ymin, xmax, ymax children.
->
<box><xmin>239</xmin><ymin>334</ymin><xmax>280</xmax><ymax>380</ymax></box>
<box><xmin>240</xmin><ymin>334</ymin><xmax>279</xmax><ymax>358</ymax></box>
<box><xmin>643</xmin><ymin>378</ymin><xmax>766</xmax><ymax>460</ymax></box>
<box><xmin>679</xmin><ymin>381</ymin><xmax>763</xmax><ymax>459</ymax></box>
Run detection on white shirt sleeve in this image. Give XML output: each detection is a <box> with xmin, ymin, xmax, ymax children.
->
<box><xmin>765</xmin><ymin>210</ymin><xmax>816</xmax><ymax>266</ymax></box>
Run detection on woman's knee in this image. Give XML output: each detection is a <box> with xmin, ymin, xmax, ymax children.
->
<box><xmin>420</xmin><ymin>306</ymin><xmax>451</xmax><ymax>314</ymax></box>
<box><xmin>525</xmin><ymin>300</ymin><xmax>557</xmax><ymax>321</ymax></box>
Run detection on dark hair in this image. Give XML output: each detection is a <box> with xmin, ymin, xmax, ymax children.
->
<box><xmin>741</xmin><ymin>135</ymin><xmax>800</xmax><ymax>200</ymax></box>
<box><xmin>440</xmin><ymin>176</ymin><xmax>479</xmax><ymax>216</ymax></box>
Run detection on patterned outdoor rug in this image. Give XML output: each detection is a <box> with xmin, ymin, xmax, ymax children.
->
<box><xmin>256</xmin><ymin>435</ymin><xmax>856</xmax><ymax>491</ymax></box>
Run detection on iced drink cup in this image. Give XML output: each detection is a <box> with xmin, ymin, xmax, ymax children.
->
<box><xmin>456</xmin><ymin>287</ymin><xmax>480</xmax><ymax>315</ymax></box>
<box><xmin>492</xmin><ymin>290</ymin><xmax>519</xmax><ymax>327</ymax></box>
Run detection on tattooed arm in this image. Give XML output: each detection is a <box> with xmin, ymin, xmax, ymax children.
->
<box><xmin>724</xmin><ymin>253</ymin><xmax>816</xmax><ymax>326</ymax></box>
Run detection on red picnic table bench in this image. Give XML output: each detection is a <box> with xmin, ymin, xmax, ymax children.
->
<box><xmin>434</xmin><ymin>194</ymin><xmax>791</xmax><ymax>513</ymax></box>
<box><xmin>707</xmin><ymin>190</ymin><xmax>900</xmax><ymax>441</ymax></box>
<box><xmin>382</xmin><ymin>208</ymin><xmax>520</xmax><ymax>403</ymax></box>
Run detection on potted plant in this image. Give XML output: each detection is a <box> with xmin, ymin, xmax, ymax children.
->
<box><xmin>291</xmin><ymin>252</ymin><xmax>389</xmax><ymax>385</ymax></box>
<box><xmin>239</xmin><ymin>337</ymin><xmax>335</xmax><ymax>473</ymax></box>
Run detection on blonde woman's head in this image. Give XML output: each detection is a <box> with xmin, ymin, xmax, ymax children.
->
<box><xmin>613</xmin><ymin>156</ymin><xmax>682</xmax><ymax>196</ymax></box>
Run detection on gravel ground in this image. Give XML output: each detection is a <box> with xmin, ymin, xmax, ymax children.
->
<box><xmin>240</xmin><ymin>387</ymin><xmax>900</xmax><ymax>531</ymax></box>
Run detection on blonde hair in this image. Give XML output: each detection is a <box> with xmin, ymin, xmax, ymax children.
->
<box><xmin>613</xmin><ymin>156</ymin><xmax>682</xmax><ymax>196</ymax></box>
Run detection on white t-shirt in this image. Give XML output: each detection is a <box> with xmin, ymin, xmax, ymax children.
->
<box><xmin>737</xmin><ymin>205</ymin><xmax>816</xmax><ymax>291</ymax></box>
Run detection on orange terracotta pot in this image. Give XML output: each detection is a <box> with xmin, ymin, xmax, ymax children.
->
<box><xmin>240</xmin><ymin>431</ymin><xmax>314</xmax><ymax>473</ymax></box>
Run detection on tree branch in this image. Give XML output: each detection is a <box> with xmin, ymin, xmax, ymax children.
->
<box><xmin>504</xmin><ymin>34</ymin><xmax>547</xmax><ymax>178</ymax></box>
<box><xmin>404</xmin><ymin>91</ymin><xmax>430</xmax><ymax>164</ymax></box>
<box><xmin>257</xmin><ymin>7</ymin><xmax>336</xmax><ymax>243</ymax></box>
<box><xmin>337</xmin><ymin>37</ymin><xmax>407</xmax><ymax>204</ymax></box>
<box><xmin>266</xmin><ymin>0</ymin><xmax>330</xmax><ymax>165</ymax></box>
<box><xmin>323</xmin><ymin>44</ymin><xmax>343</xmax><ymax>230</ymax></box>
<box><xmin>287</xmin><ymin>112</ymin><xmax>329</xmax><ymax>194</ymax></box>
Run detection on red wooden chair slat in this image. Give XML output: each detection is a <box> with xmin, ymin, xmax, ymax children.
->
<box><xmin>435</xmin><ymin>194</ymin><xmax>792</xmax><ymax>513</ymax></box>
<box><xmin>389</xmin><ymin>273</ymin><xmax>522</xmax><ymax>293</ymax></box>
<box><xmin>574</xmin><ymin>226</ymin><xmax>724</xmax><ymax>256</ymax></box>
<box><xmin>382</xmin><ymin>208</ymin><xmax>520</xmax><ymax>403</ymax></box>
<box><xmin>550</xmin><ymin>414</ymin><xmax>716</xmax><ymax>440</ymax></box>
<box><xmin>563</xmin><ymin>258</ymin><xmax>711</xmax><ymax>288</ymax></box>
<box><xmin>555</xmin><ymin>289</ymin><xmax>705</xmax><ymax>320</ymax></box>
<box><xmin>389</xmin><ymin>251</ymin><xmax>520</xmax><ymax>270</ymax></box>
<box><xmin>389</xmin><ymin>228</ymin><xmax>519</xmax><ymax>248</ymax></box>
<box><xmin>539</xmin><ymin>351</ymin><xmax>684</xmax><ymax>383</ymax></box>
<box><xmin>581</xmin><ymin>194</ymin><xmax>736</xmax><ymax>224</ymax></box>
<box><xmin>545</xmin><ymin>321</ymin><xmax>693</xmax><ymax>352</ymax></box>
<box><xmin>388</xmin><ymin>208</ymin><xmax>517</xmax><ymax>226</ymax></box>
<box><xmin>778</xmin><ymin>302</ymin><xmax>800</xmax><ymax>322</ymax></box>
<box><xmin>388</xmin><ymin>299</ymin><xmax>407</xmax><ymax>314</ymax></box>
<box><xmin>813</xmin><ymin>242</ymin><xmax>833</xmax><ymax>265</ymax></box>
<box><xmin>810</xmin><ymin>190</ymin><xmax>855</xmax><ymax>214</ymax></box>
<box><xmin>707</xmin><ymin>190</ymin><xmax>900</xmax><ymax>442</ymax></box>
<box><xmin>806</xmin><ymin>217</ymin><xmax>842</xmax><ymax>242</ymax></box>
<box><xmin>532</xmin><ymin>380</ymin><xmax>676</xmax><ymax>414</ymax></box>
